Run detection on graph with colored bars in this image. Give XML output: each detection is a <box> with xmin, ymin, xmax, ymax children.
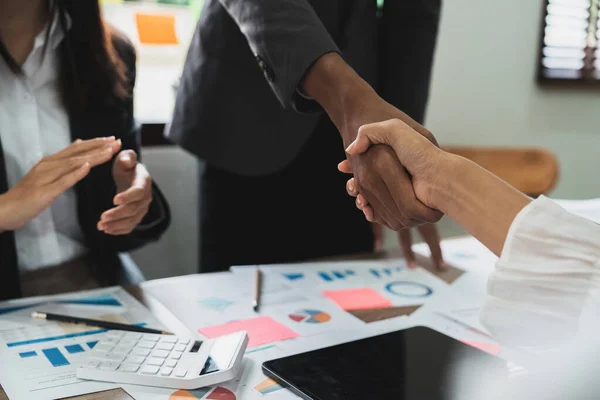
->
<box><xmin>17</xmin><ymin>340</ymin><xmax>99</xmax><ymax>367</ymax></box>
<box><xmin>369</xmin><ymin>266</ymin><xmax>405</xmax><ymax>279</ymax></box>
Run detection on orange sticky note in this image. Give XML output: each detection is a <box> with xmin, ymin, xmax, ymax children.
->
<box><xmin>199</xmin><ymin>316</ymin><xmax>299</xmax><ymax>348</ymax></box>
<box><xmin>135</xmin><ymin>12</ymin><xmax>179</xmax><ymax>45</ymax></box>
<box><xmin>461</xmin><ymin>340</ymin><xmax>501</xmax><ymax>356</ymax></box>
<box><xmin>323</xmin><ymin>288</ymin><xmax>392</xmax><ymax>311</ymax></box>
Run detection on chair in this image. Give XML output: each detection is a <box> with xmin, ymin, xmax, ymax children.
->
<box><xmin>442</xmin><ymin>146</ymin><xmax>560</xmax><ymax>197</ymax></box>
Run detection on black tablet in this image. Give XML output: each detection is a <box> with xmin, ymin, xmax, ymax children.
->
<box><xmin>262</xmin><ymin>326</ymin><xmax>507</xmax><ymax>400</ymax></box>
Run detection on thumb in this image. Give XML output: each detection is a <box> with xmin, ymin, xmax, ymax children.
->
<box><xmin>117</xmin><ymin>150</ymin><xmax>138</xmax><ymax>170</ymax></box>
<box><xmin>346</xmin><ymin>121</ymin><xmax>391</xmax><ymax>155</ymax></box>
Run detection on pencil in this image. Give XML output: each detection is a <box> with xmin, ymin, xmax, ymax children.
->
<box><xmin>253</xmin><ymin>268</ymin><xmax>262</xmax><ymax>313</ymax></box>
<box><xmin>32</xmin><ymin>312</ymin><xmax>173</xmax><ymax>335</ymax></box>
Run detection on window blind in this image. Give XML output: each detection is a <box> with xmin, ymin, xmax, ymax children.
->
<box><xmin>539</xmin><ymin>0</ymin><xmax>599</xmax><ymax>82</ymax></box>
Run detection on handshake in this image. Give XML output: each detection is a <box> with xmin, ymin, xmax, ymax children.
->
<box><xmin>304</xmin><ymin>53</ymin><xmax>448</xmax><ymax>268</ymax></box>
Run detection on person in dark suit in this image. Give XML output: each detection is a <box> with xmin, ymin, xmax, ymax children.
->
<box><xmin>0</xmin><ymin>0</ymin><xmax>170</xmax><ymax>299</ymax></box>
<box><xmin>168</xmin><ymin>0</ymin><xmax>445</xmax><ymax>273</ymax></box>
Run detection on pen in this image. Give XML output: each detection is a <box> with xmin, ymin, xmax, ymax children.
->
<box><xmin>32</xmin><ymin>312</ymin><xmax>173</xmax><ymax>335</ymax></box>
<box><xmin>253</xmin><ymin>268</ymin><xmax>262</xmax><ymax>313</ymax></box>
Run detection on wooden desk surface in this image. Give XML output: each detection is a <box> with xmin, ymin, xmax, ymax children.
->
<box><xmin>0</xmin><ymin>250</ymin><xmax>459</xmax><ymax>399</ymax></box>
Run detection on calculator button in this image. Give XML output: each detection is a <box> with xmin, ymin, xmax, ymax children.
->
<box><xmin>81</xmin><ymin>359</ymin><xmax>101</xmax><ymax>369</ymax></box>
<box><xmin>170</xmin><ymin>351</ymin><xmax>183</xmax><ymax>360</ymax></box>
<box><xmin>156</xmin><ymin>342</ymin><xmax>174</xmax><ymax>351</ymax></box>
<box><xmin>138</xmin><ymin>341</ymin><xmax>156</xmax><ymax>349</ymax></box>
<box><xmin>103</xmin><ymin>353</ymin><xmax>126</xmax><ymax>362</ymax></box>
<box><xmin>125</xmin><ymin>355</ymin><xmax>146</xmax><ymax>364</ymax></box>
<box><xmin>125</xmin><ymin>333</ymin><xmax>143</xmax><ymax>340</ymax></box>
<box><xmin>107</xmin><ymin>331</ymin><xmax>125</xmax><ymax>339</ymax></box>
<box><xmin>160</xmin><ymin>367</ymin><xmax>173</xmax><ymax>376</ymax></box>
<box><xmin>177</xmin><ymin>339</ymin><xmax>190</xmax><ymax>345</ymax></box>
<box><xmin>131</xmin><ymin>348</ymin><xmax>151</xmax><ymax>357</ymax></box>
<box><xmin>174</xmin><ymin>368</ymin><xmax>187</xmax><ymax>378</ymax></box>
<box><xmin>143</xmin><ymin>334</ymin><xmax>161</xmax><ymax>342</ymax></box>
<box><xmin>118</xmin><ymin>339</ymin><xmax>138</xmax><ymax>347</ymax></box>
<box><xmin>141</xmin><ymin>365</ymin><xmax>160</xmax><ymax>375</ymax></box>
<box><xmin>174</xmin><ymin>344</ymin><xmax>187</xmax><ymax>352</ymax></box>
<box><xmin>160</xmin><ymin>336</ymin><xmax>178</xmax><ymax>344</ymax></box>
<box><xmin>99</xmin><ymin>361</ymin><xmax>120</xmax><ymax>371</ymax></box>
<box><xmin>94</xmin><ymin>344</ymin><xmax>114</xmax><ymax>353</ymax></box>
<box><xmin>165</xmin><ymin>359</ymin><xmax>178</xmax><ymax>368</ymax></box>
<box><xmin>113</xmin><ymin>346</ymin><xmax>132</xmax><ymax>354</ymax></box>
<box><xmin>146</xmin><ymin>357</ymin><xmax>164</xmax><ymax>366</ymax></box>
<box><xmin>103</xmin><ymin>338</ymin><xmax>120</xmax><ymax>345</ymax></box>
<box><xmin>151</xmin><ymin>350</ymin><xmax>170</xmax><ymax>359</ymax></box>
<box><xmin>119</xmin><ymin>363</ymin><xmax>140</xmax><ymax>373</ymax></box>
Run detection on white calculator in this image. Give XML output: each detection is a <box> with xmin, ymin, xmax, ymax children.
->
<box><xmin>77</xmin><ymin>330</ymin><xmax>248</xmax><ymax>390</ymax></box>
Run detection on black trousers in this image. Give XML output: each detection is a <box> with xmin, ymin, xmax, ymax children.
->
<box><xmin>199</xmin><ymin>116</ymin><xmax>374</xmax><ymax>273</ymax></box>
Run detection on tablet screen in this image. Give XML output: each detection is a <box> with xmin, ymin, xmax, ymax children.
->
<box><xmin>262</xmin><ymin>326</ymin><xmax>507</xmax><ymax>400</ymax></box>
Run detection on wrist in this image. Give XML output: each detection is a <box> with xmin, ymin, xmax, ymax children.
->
<box><xmin>302</xmin><ymin>53</ymin><xmax>375</xmax><ymax>142</ymax></box>
<box><xmin>426</xmin><ymin>151</ymin><xmax>465</xmax><ymax>214</ymax></box>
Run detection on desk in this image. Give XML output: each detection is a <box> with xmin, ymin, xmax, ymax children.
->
<box><xmin>0</xmin><ymin>245</ymin><xmax>491</xmax><ymax>399</ymax></box>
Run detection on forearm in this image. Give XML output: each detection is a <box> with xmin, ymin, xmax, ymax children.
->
<box><xmin>431</xmin><ymin>153</ymin><xmax>532</xmax><ymax>256</ymax></box>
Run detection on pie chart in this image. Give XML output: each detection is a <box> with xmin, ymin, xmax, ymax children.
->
<box><xmin>169</xmin><ymin>386</ymin><xmax>236</xmax><ymax>400</ymax></box>
<box><xmin>288</xmin><ymin>309</ymin><xmax>331</xmax><ymax>324</ymax></box>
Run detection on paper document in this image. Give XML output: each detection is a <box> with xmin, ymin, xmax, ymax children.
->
<box><xmin>0</xmin><ymin>287</ymin><xmax>165</xmax><ymax>400</ymax></box>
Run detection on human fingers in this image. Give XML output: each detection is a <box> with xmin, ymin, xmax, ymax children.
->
<box><xmin>417</xmin><ymin>224</ymin><xmax>446</xmax><ymax>269</ymax></box>
<box><xmin>113</xmin><ymin>165</ymin><xmax>151</xmax><ymax>205</ymax></box>
<box><xmin>347</xmin><ymin>178</ymin><xmax>359</xmax><ymax>197</ymax></box>
<box><xmin>45</xmin><ymin>162</ymin><xmax>91</xmax><ymax>201</ymax></box>
<box><xmin>99</xmin><ymin>198</ymin><xmax>150</xmax><ymax>225</ymax></box>
<box><xmin>398</xmin><ymin>229</ymin><xmax>417</xmax><ymax>269</ymax></box>
<box><xmin>99</xmin><ymin>216</ymin><xmax>140</xmax><ymax>236</ymax></box>
<box><xmin>115</xmin><ymin>150</ymin><xmax>138</xmax><ymax>171</ymax></box>
<box><xmin>338</xmin><ymin>160</ymin><xmax>353</xmax><ymax>174</ymax></box>
<box><xmin>47</xmin><ymin>137</ymin><xmax>118</xmax><ymax>160</ymax></box>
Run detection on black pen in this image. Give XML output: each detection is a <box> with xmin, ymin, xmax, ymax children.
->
<box><xmin>253</xmin><ymin>268</ymin><xmax>262</xmax><ymax>312</ymax></box>
<box><xmin>32</xmin><ymin>311</ymin><xmax>173</xmax><ymax>335</ymax></box>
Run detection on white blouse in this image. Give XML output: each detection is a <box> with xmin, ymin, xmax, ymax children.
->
<box><xmin>480</xmin><ymin>195</ymin><xmax>600</xmax><ymax>347</ymax></box>
<box><xmin>0</xmin><ymin>11</ymin><xmax>87</xmax><ymax>271</ymax></box>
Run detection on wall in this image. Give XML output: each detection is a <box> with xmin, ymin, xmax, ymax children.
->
<box><xmin>426</xmin><ymin>0</ymin><xmax>600</xmax><ymax>199</ymax></box>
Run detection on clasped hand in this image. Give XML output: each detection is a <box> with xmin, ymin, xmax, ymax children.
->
<box><xmin>339</xmin><ymin>117</ymin><xmax>446</xmax><ymax>268</ymax></box>
<box><xmin>0</xmin><ymin>137</ymin><xmax>152</xmax><ymax>236</ymax></box>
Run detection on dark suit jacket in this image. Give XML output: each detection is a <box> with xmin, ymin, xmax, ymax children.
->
<box><xmin>168</xmin><ymin>0</ymin><xmax>441</xmax><ymax>176</ymax></box>
<box><xmin>0</xmin><ymin>34</ymin><xmax>171</xmax><ymax>300</ymax></box>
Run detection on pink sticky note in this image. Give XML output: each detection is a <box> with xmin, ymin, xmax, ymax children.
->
<box><xmin>323</xmin><ymin>288</ymin><xmax>392</xmax><ymax>311</ymax></box>
<box><xmin>199</xmin><ymin>316</ymin><xmax>299</xmax><ymax>348</ymax></box>
<box><xmin>462</xmin><ymin>340</ymin><xmax>501</xmax><ymax>356</ymax></box>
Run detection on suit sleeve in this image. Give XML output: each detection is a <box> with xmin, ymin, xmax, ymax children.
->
<box><xmin>218</xmin><ymin>0</ymin><xmax>340</xmax><ymax>111</ymax></box>
<box><xmin>378</xmin><ymin>0</ymin><xmax>442</xmax><ymax>124</ymax></box>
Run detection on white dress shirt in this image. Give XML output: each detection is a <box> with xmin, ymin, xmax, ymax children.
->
<box><xmin>0</xmin><ymin>11</ymin><xmax>88</xmax><ymax>271</ymax></box>
<box><xmin>481</xmin><ymin>195</ymin><xmax>600</xmax><ymax>347</ymax></box>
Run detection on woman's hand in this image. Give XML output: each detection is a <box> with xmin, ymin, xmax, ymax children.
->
<box><xmin>0</xmin><ymin>137</ymin><xmax>122</xmax><ymax>232</ymax></box>
<box><xmin>98</xmin><ymin>150</ymin><xmax>153</xmax><ymax>236</ymax></box>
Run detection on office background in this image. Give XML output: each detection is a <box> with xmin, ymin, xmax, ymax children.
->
<box><xmin>101</xmin><ymin>0</ymin><xmax>600</xmax><ymax>279</ymax></box>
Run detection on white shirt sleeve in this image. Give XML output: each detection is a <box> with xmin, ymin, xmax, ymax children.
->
<box><xmin>480</xmin><ymin>196</ymin><xmax>600</xmax><ymax>348</ymax></box>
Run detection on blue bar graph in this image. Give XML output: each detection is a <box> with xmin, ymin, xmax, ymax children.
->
<box><xmin>370</xmin><ymin>269</ymin><xmax>380</xmax><ymax>278</ymax></box>
<box><xmin>19</xmin><ymin>351</ymin><xmax>37</xmax><ymax>358</ymax></box>
<box><xmin>332</xmin><ymin>271</ymin><xmax>345</xmax><ymax>279</ymax></box>
<box><xmin>65</xmin><ymin>344</ymin><xmax>85</xmax><ymax>354</ymax></box>
<box><xmin>318</xmin><ymin>272</ymin><xmax>333</xmax><ymax>282</ymax></box>
<box><xmin>87</xmin><ymin>341</ymin><xmax>99</xmax><ymax>349</ymax></box>
<box><xmin>42</xmin><ymin>348</ymin><xmax>70</xmax><ymax>367</ymax></box>
<box><xmin>7</xmin><ymin>322</ymin><xmax>146</xmax><ymax>347</ymax></box>
<box><xmin>384</xmin><ymin>268</ymin><xmax>392</xmax><ymax>276</ymax></box>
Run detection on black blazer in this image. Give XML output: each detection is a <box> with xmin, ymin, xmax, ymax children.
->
<box><xmin>167</xmin><ymin>0</ymin><xmax>441</xmax><ymax>176</ymax></box>
<box><xmin>0</xmin><ymin>34</ymin><xmax>170</xmax><ymax>300</ymax></box>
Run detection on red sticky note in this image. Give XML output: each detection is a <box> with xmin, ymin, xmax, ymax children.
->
<box><xmin>461</xmin><ymin>340</ymin><xmax>501</xmax><ymax>356</ymax></box>
<box><xmin>199</xmin><ymin>316</ymin><xmax>299</xmax><ymax>348</ymax></box>
<box><xmin>323</xmin><ymin>288</ymin><xmax>392</xmax><ymax>311</ymax></box>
